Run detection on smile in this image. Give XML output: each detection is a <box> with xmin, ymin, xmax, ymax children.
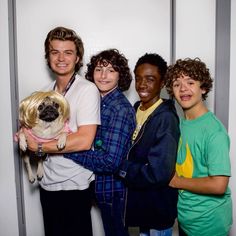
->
<box><xmin>138</xmin><ymin>92</ymin><xmax>149</xmax><ymax>97</ymax></box>
<box><xmin>180</xmin><ymin>95</ymin><xmax>191</xmax><ymax>101</ymax></box>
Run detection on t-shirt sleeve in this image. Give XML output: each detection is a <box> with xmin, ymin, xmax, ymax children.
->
<box><xmin>76</xmin><ymin>83</ymin><xmax>101</xmax><ymax>126</ymax></box>
<box><xmin>207</xmin><ymin>131</ymin><xmax>231</xmax><ymax>176</ymax></box>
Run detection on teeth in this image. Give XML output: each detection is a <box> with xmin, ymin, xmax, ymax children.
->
<box><xmin>181</xmin><ymin>95</ymin><xmax>190</xmax><ymax>101</ymax></box>
<box><xmin>57</xmin><ymin>64</ymin><xmax>67</xmax><ymax>67</ymax></box>
<box><xmin>139</xmin><ymin>92</ymin><xmax>148</xmax><ymax>97</ymax></box>
<box><xmin>99</xmin><ymin>81</ymin><xmax>108</xmax><ymax>84</ymax></box>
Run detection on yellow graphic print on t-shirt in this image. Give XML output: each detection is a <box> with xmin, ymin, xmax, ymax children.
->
<box><xmin>176</xmin><ymin>138</ymin><xmax>194</xmax><ymax>178</ymax></box>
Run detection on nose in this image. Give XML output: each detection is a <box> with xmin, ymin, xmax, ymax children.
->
<box><xmin>101</xmin><ymin>70</ymin><xmax>107</xmax><ymax>79</ymax></box>
<box><xmin>138</xmin><ymin>78</ymin><xmax>147</xmax><ymax>88</ymax></box>
<box><xmin>58</xmin><ymin>52</ymin><xmax>65</xmax><ymax>61</ymax></box>
<box><xmin>180</xmin><ymin>82</ymin><xmax>187</xmax><ymax>91</ymax></box>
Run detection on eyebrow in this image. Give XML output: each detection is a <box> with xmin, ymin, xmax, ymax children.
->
<box><xmin>49</xmin><ymin>49</ymin><xmax>75</xmax><ymax>52</ymax></box>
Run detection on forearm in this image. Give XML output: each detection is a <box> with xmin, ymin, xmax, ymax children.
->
<box><xmin>26</xmin><ymin>124</ymin><xmax>97</xmax><ymax>153</ymax></box>
<box><xmin>65</xmin><ymin>150</ymin><xmax>118</xmax><ymax>173</ymax></box>
<box><xmin>170</xmin><ymin>175</ymin><xmax>229</xmax><ymax>195</ymax></box>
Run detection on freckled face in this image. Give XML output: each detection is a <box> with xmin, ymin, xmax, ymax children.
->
<box><xmin>135</xmin><ymin>63</ymin><xmax>163</xmax><ymax>110</ymax></box>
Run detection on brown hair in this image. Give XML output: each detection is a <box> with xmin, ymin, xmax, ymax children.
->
<box><xmin>85</xmin><ymin>49</ymin><xmax>132</xmax><ymax>91</ymax></box>
<box><xmin>44</xmin><ymin>26</ymin><xmax>84</xmax><ymax>72</ymax></box>
<box><xmin>165</xmin><ymin>58</ymin><xmax>213</xmax><ymax>100</ymax></box>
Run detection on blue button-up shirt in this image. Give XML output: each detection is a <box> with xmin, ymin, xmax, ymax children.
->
<box><xmin>64</xmin><ymin>88</ymin><xmax>136</xmax><ymax>203</ymax></box>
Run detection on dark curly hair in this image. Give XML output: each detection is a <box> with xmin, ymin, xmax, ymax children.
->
<box><xmin>134</xmin><ymin>53</ymin><xmax>167</xmax><ymax>81</ymax></box>
<box><xmin>165</xmin><ymin>58</ymin><xmax>213</xmax><ymax>100</ymax></box>
<box><xmin>85</xmin><ymin>49</ymin><xmax>132</xmax><ymax>91</ymax></box>
<box><xmin>44</xmin><ymin>26</ymin><xmax>84</xmax><ymax>72</ymax></box>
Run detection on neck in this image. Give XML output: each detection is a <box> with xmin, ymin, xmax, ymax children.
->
<box><xmin>100</xmin><ymin>86</ymin><xmax>117</xmax><ymax>97</ymax></box>
<box><xmin>184</xmin><ymin>102</ymin><xmax>208</xmax><ymax>120</ymax></box>
<box><xmin>55</xmin><ymin>72</ymin><xmax>75</xmax><ymax>94</ymax></box>
<box><xmin>140</xmin><ymin>96</ymin><xmax>160</xmax><ymax>111</ymax></box>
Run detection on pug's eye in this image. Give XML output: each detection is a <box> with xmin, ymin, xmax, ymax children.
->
<box><xmin>38</xmin><ymin>103</ymin><xmax>45</xmax><ymax>111</ymax></box>
<box><xmin>53</xmin><ymin>102</ymin><xmax>59</xmax><ymax>109</ymax></box>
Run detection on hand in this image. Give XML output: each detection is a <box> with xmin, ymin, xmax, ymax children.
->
<box><xmin>23</xmin><ymin>128</ymin><xmax>38</xmax><ymax>152</ymax></box>
<box><xmin>169</xmin><ymin>172</ymin><xmax>179</xmax><ymax>188</ymax></box>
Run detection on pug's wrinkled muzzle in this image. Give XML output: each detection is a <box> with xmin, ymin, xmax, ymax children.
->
<box><xmin>39</xmin><ymin>105</ymin><xmax>59</xmax><ymax>122</ymax></box>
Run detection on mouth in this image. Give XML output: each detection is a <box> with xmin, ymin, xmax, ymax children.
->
<box><xmin>97</xmin><ymin>80</ymin><xmax>110</xmax><ymax>85</ymax></box>
<box><xmin>180</xmin><ymin>94</ymin><xmax>192</xmax><ymax>101</ymax></box>
<box><xmin>55</xmin><ymin>63</ymin><xmax>69</xmax><ymax>70</ymax></box>
<box><xmin>138</xmin><ymin>91</ymin><xmax>149</xmax><ymax>98</ymax></box>
<box><xmin>39</xmin><ymin>114</ymin><xmax>59</xmax><ymax>122</ymax></box>
<box><xmin>39</xmin><ymin>107</ymin><xmax>59</xmax><ymax>122</ymax></box>
<box><xmin>56</xmin><ymin>63</ymin><xmax>67</xmax><ymax>67</ymax></box>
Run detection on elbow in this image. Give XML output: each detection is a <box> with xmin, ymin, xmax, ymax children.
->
<box><xmin>103</xmin><ymin>158</ymin><xmax>118</xmax><ymax>173</ymax></box>
<box><xmin>77</xmin><ymin>141</ymin><xmax>93</xmax><ymax>151</ymax></box>
<box><xmin>215</xmin><ymin>185</ymin><xmax>228</xmax><ymax>195</ymax></box>
<box><xmin>81</xmin><ymin>143</ymin><xmax>92</xmax><ymax>151</ymax></box>
<box><xmin>106</xmin><ymin>163</ymin><xmax>118</xmax><ymax>173</ymax></box>
<box><xmin>210</xmin><ymin>176</ymin><xmax>229</xmax><ymax>195</ymax></box>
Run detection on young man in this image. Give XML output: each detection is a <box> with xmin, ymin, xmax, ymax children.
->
<box><xmin>24</xmin><ymin>26</ymin><xmax>100</xmax><ymax>236</ymax></box>
<box><xmin>118</xmin><ymin>53</ymin><xmax>180</xmax><ymax>236</ymax></box>
<box><xmin>64</xmin><ymin>49</ymin><xmax>136</xmax><ymax>236</ymax></box>
<box><xmin>165</xmin><ymin>57</ymin><xmax>232</xmax><ymax>236</ymax></box>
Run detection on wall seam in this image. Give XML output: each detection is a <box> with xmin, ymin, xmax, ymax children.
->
<box><xmin>8</xmin><ymin>0</ymin><xmax>26</xmax><ymax>235</ymax></box>
<box><xmin>170</xmin><ymin>0</ymin><xmax>176</xmax><ymax>64</ymax></box>
<box><xmin>215</xmin><ymin>0</ymin><xmax>231</xmax><ymax>130</ymax></box>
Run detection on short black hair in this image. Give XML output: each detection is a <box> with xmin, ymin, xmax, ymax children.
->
<box><xmin>134</xmin><ymin>53</ymin><xmax>167</xmax><ymax>80</ymax></box>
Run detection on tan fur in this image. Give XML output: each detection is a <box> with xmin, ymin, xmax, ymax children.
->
<box><xmin>18</xmin><ymin>90</ymin><xmax>70</xmax><ymax>183</ymax></box>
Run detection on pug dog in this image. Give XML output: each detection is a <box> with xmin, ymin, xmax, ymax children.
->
<box><xmin>16</xmin><ymin>91</ymin><xmax>70</xmax><ymax>183</ymax></box>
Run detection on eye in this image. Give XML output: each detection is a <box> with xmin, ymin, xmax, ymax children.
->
<box><xmin>38</xmin><ymin>103</ymin><xmax>44</xmax><ymax>111</ymax></box>
<box><xmin>53</xmin><ymin>102</ymin><xmax>59</xmax><ymax>109</ymax></box>
<box><xmin>188</xmin><ymin>81</ymin><xmax>195</xmax><ymax>85</ymax></box>
<box><xmin>146</xmin><ymin>76</ymin><xmax>155</xmax><ymax>82</ymax></box>
<box><xmin>94</xmin><ymin>67</ymin><xmax>102</xmax><ymax>72</ymax></box>
<box><xmin>49</xmin><ymin>50</ymin><xmax>58</xmax><ymax>56</ymax></box>
<box><xmin>173</xmin><ymin>82</ymin><xmax>180</xmax><ymax>88</ymax></box>
<box><xmin>64</xmin><ymin>51</ymin><xmax>74</xmax><ymax>56</ymax></box>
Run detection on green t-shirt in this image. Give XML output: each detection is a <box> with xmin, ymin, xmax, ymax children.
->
<box><xmin>176</xmin><ymin>111</ymin><xmax>232</xmax><ymax>236</ymax></box>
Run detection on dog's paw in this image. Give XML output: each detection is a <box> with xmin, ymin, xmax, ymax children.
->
<box><xmin>27</xmin><ymin>169</ymin><xmax>36</xmax><ymax>183</ymax></box>
<box><xmin>19</xmin><ymin>139</ymin><xmax>27</xmax><ymax>151</ymax></box>
<box><xmin>57</xmin><ymin>133</ymin><xmax>67</xmax><ymax>150</ymax></box>
<box><xmin>18</xmin><ymin>132</ymin><xmax>27</xmax><ymax>151</ymax></box>
<box><xmin>29</xmin><ymin>176</ymin><xmax>36</xmax><ymax>184</ymax></box>
<box><xmin>37</xmin><ymin>160</ymin><xmax>44</xmax><ymax>181</ymax></box>
<box><xmin>37</xmin><ymin>169</ymin><xmax>44</xmax><ymax>181</ymax></box>
<box><xmin>37</xmin><ymin>175</ymin><xmax>43</xmax><ymax>181</ymax></box>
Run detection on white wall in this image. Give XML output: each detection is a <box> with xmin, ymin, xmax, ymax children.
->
<box><xmin>1</xmin><ymin>0</ymin><xmax>235</xmax><ymax>235</ymax></box>
<box><xmin>175</xmin><ymin>0</ymin><xmax>215</xmax><ymax>112</ymax></box>
<box><xmin>16</xmin><ymin>1</ymin><xmax>171</xmax><ymax>236</ymax></box>
<box><xmin>0</xmin><ymin>0</ymin><xmax>19</xmax><ymax>235</ymax></box>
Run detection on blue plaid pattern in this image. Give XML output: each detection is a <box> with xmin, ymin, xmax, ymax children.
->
<box><xmin>65</xmin><ymin>88</ymin><xmax>136</xmax><ymax>203</ymax></box>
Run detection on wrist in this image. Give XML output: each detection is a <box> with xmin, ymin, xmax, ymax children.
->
<box><xmin>35</xmin><ymin>143</ymin><xmax>45</xmax><ymax>157</ymax></box>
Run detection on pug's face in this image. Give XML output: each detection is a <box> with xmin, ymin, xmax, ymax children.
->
<box><xmin>19</xmin><ymin>91</ymin><xmax>70</xmax><ymax>129</ymax></box>
<box><xmin>38</xmin><ymin>96</ymin><xmax>60</xmax><ymax>122</ymax></box>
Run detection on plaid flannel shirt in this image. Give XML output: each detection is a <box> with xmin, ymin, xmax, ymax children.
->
<box><xmin>65</xmin><ymin>88</ymin><xmax>136</xmax><ymax>203</ymax></box>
